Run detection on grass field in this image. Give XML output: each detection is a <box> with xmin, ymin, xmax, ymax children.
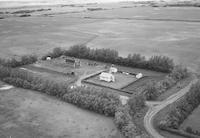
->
<box><xmin>0</xmin><ymin>86</ymin><xmax>122</xmax><ymax>138</ymax></box>
<box><xmin>180</xmin><ymin>105</ymin><xmax>200</xmax><ymax>133</ymax></box>
<box><xmin>0</xmin><ymin>5</ymin><xmax>200</xmax><ymax>73</ymax></box>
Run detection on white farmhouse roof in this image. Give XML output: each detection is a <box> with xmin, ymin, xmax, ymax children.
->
<box><xmin>99</xmin><ymin>72</ymin><xmax>115</xmax><ymax>82</ymax></box>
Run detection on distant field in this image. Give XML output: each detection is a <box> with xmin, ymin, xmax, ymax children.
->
<box><xmin>0</xmin><ymin>6</ymin><xmax>200</xmax><ymax>73</ymax></box>
<box><xmin>180</xmin><ymin>105</ymin><xmax>200</xmax><ymax>132</ymax></box>
<box><xmin>0</xmin><ymin>87</ymin><xmax>122</xmax><ymax>138</ymax></box>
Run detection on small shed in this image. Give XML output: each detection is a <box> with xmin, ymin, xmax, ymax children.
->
<box><xmin>46</xmin><ymin>57</ymin><xmax>51</xmax><ymax>60</ymax></box>
<box><xmin>136</xmin><ymin>73</ymin><xmax>143</xmax><ymax>79</ymax></box>
<box><xmin>99</xmin><ymin>72</ymin><xmax>115</xmax><ymax>82</ymax></box>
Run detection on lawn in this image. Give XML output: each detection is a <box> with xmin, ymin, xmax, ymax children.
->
<box><xmin>86</xmin><ymin>72</ymin><xmax>137</xmax><ymax>89</ymax></box>
<box><xmin>0</xmin><ymin>87</ymin><xmax>123</xmax><ymax>138</ymax></box>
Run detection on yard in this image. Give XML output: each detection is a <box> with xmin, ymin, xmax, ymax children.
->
<box><xmin>86</xmin><ymin>72</ymin><xmax>137</xmax><ymax>89</ymax></box>
<box><xmin>0</xmin><ymin>86</ymin><xmax>122</xmax><ymax>138</ymax></box>
<box><xmin>22</xmin><ymin>57</ymin><xmax>107</xmax><ymax>86</ymax></box>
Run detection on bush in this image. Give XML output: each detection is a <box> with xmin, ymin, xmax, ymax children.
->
<box><xmin>128</xmin><ymin>94</ymin><xmax>145</xmax><ymax>115</ymax></box>
<box><xmin>144</xmin><ymin>81</ymin><xmax>158</xmax><ymax>100</ymax></box>
<box><xmin>63</xmin><ymin>87</ymin><xmax>120</xmax><ymax>116</ymax></box>
<box><xmin>0</xmin><ymin>65</ymin><xmax>11</xmax><ymax>79</ymax></box>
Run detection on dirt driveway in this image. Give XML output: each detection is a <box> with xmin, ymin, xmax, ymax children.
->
<box><xmin>0</xmin><ymin>87</ymin><xmax>122</xmax><ymax>138</ymax></box>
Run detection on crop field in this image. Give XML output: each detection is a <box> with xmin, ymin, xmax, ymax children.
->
<box><xmin>0</xmin><ymin>5</ymin><xmax>200</xmax><ymax>73</ymax></box>
<box><xmin>0</xmin><ymin>86</ymin><xmax>122</xmax><ymax>138</ymax></box>
<box><xmin>122</xmin><ymin>76</ymin><xmax>164</xmax><ymax>94</ymax></box>
<box><xmin>180</xmin><ymin>105</ymin><xmax>200</xmax><ymax>132</ymax></box>
<box><xmin>86</xmin><ymin>72</ymin><xmax>137</xmax><ymax>89</ymax></box>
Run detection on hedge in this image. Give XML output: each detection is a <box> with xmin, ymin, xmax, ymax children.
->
<box><xmin>0</xmin><ymin>55</ymin><xmax>37</xmax><ymax>67</ymax></box>
<box><xmin>144</xmin><ymin>65</ymin><xmax>189</xmax><ymax>100</ymax></box>
<box><xmin>42</xmin><ymin>45</ymin><xmax>174</xmax><ymax>73</ymax></box>
<box><xmin>159</xmin><ymin>80</ymin><xmax>200</xmax><ymax>129</ymax></box>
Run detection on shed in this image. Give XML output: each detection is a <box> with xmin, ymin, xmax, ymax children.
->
<box><xmin>136</xmin><ymin>73</ymin><xmax>143</xmax><ymax>79</ymax></box>
<box><xmin>65</xmin><ymin>57</ymin><xmax>81</xmax><ymax>68</ymax></box>
<box><xmin>46</xmin><ymin>57</ymin><xmax>51</xmax><ymax>60</ymax></box>
<box><xmin>99</xmin><ymin>72</ymin><xmax>115</xmax><ymax>82</ymax></box>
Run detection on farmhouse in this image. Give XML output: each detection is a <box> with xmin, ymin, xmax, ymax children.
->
<box><xmin>99</xmin><ymin>72</ymin><xmax>115</xmax><ymax>82</ymax></box>
<box><xmin>65</xmin><ymin>57</ymin><xmax>81</xmax><ymax>68</ymax></box>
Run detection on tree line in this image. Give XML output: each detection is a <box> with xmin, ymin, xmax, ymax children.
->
<box><xmin>144</xmin><ymin>65</ymin><xmax>189</xmax><ymax>100</ymax></box>
<box><xmin>42</xmin><ymin>45</ymin><xmax>174</xmax><ymax>73</ymax></box>
<box><xmin>114</xmin><ymin>94</ymin><xmax>146</xmax><ymax>138</ymax></box>
<box><xmin>159</xmin><ymin>80</ymin><xmax>200</xmax><ymax>130</ymax></box>
<box><xmin>0</xmin><ymin>55</ymin><xmax>37</xmax><ymax>68</ymax></box>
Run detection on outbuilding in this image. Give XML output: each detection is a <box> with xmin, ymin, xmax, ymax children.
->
<box><xmin>99</xmin><ymin>72</ymin><xmax>115</xmax><ymax>82</ymax></box>
<box><xmin>46</xmin><ymin>57</ymin><xmax>51</xmax><ymax>60</ymax></box>
<box><xmin>136</xmin><ymin>73</ymin><xmax>143</xmax><ymax>79</ymax></box>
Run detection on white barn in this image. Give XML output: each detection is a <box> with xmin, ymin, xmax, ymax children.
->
<box><xmin>99</xmin><ymin>72</ymin><xmax>115</xmax><ymax>82</ymax></box>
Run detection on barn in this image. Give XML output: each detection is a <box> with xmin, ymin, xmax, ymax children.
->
<box><xmin>99</xmin><ymin>72</ymin><xmax>115</xmax><ymax>82</ymax></box>
<box><xmin>65</xmin><ymin>57</ymin><xmax>81</xmax><ymax>68</ymax></box>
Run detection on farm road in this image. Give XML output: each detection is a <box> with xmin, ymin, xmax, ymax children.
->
<box><xmin>144</xmin><ymin>76</ymin><xmax>198</xmax><ymax>138</ymax></box>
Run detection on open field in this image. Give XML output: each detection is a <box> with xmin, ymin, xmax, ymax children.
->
<box><xmin>180</xmin><ymin>105</ymin><xmax>200</xmax><ymax>133</ymax></box>
<box><xmin>0</xmin><ymin>4</ymin><xmax>200</xmax><ymax>73</ymax></box>
<box><xmin>0</xmin><ymin>86</ymin><xmax>122</xmax><ymax>138</ymax></box>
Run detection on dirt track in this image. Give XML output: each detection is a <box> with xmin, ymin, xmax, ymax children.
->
<box><xmin>144</xmin><ymin>76</ymin><xmax>198</xmax><ymax>138</ymax></box>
